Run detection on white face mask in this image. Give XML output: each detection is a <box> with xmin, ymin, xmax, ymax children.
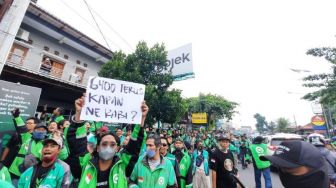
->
<box><xmin>99</xmin><ymin>146</ymin><xmax>117</xmax><ymax>161</ymax></box>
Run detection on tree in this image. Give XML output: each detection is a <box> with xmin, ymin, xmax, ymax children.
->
<box><xmin>253</xmin><ymin>113</ymin><xmax>277</xmax><ymax>134</ymax></box>
<box><xmin>99</xmin><ymin>41</ymin><xmax>187</xmax><ymax>126</ymax></box>
<box><xmin>186</xmin><ymin>93</ymin><xmax>238</xmax><ymax>130</ymax></box>
<box><xmin>276</xmin><ymin>117</ymin><xmax>290</xmax><ymax>133</ymax></box>
<box><xmin>253</xmin><ymin>113</ymin><xmax>268</xmax><ymax>133</ymax></box>
<box><xmin>268</xmin><ymin>121</ymin><xmax>276</xmax><ymax>134</ymax></box>
<box><xmin>302</xmin><ymin>47</ymin><xmax>336</xmax><ymax>105</ymax></box>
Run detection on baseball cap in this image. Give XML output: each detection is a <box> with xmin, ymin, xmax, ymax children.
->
<box><xmin>34</xmin><ymin>122</ymin><xmax>48</xmax><ymax>131</ymax></box>
<box><xmin>260</xmin><ymin>140</ymin><xmax>324</xmax><ymax>169</ymax></box>
<box><xmin>43</xmin><ymin>136</ymin><xmax>63</xmax><ymax>148</ymax></box>
<box><xmin>217</xmin><ymin>133</ymin><xmax>230</xmax><ymax>141</ymax></box>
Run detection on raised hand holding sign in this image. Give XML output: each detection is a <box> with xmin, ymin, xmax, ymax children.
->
<box><xmin>79</xmin><ymin>77</ymin><xmax>146</xmax><ymax>124</ymax></box>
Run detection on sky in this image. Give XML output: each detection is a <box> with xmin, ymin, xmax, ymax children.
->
<box><xmin>37</xmin><ymin>0</ymin><xmax>336</xmax><ymax>129</ymax></box>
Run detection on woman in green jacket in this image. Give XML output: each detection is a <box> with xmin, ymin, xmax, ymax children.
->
<box><xmin>68</xmin><ymin>96</ymin><xmax>148</xmax><ymax>188</ymax></box>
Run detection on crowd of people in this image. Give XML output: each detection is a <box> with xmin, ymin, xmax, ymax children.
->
<box><xmin>0</xmin><ymin>95</ymin><xmax>335</xmax><ymax>188</ymax></box>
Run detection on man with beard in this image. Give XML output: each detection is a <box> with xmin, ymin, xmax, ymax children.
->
<box><xmin>260</xmin><ymin>140</ymin><xmax>329</xmax><ymax>188</ymax></box>
<box><xmin>210</xmin><ymin>134</ymin><xmax>238</xmax><ymax>188</ymax></box>
<box><xmin>18</xmin><ymin>135</ymin><xmax>72</xmax><ymax>187</ymax></box>
<box><xmin>129</xmin><ymin>134</ymin><xmax>177</xmax><ymax>188</ymax></box>
<box><xmin>172</xmin><ymin>137</ymin><xmax>193</xmax><ymax>188</ymax></box>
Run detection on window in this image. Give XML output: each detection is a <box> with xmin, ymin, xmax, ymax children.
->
<box><xmin>83</xmin><ymin>63</ymin><xmax>88</xmax><ymax>67</ymax></box>
<box><xmin>64</xmin><ymin>54</ymin><xmax>68</xmax><ymax>60</ymax></box>
<box><xmin>76</xmin><ymin>60</ymin><xmax>81</xmax><ymax>65</ymax></box>
<box><xmin>7</xmin><ymin>43</ymin><xmax>29</xmax><ymax>65</ymax></box>
<box><xmin>74</xmin><ymin>67</ymin><xmax>86</xmax><ymax>84</ymax></box>
<box><xmin>44</xmin><ymin>46</ymin><xmax>49</xmax><ymax>51</ymax></box>
<box><xmin>54</xmin><ymin>51</ymin><xmax>59</xmax><ymax>56</ymax></box>
<box><xmin>40</xmin><ymin>56</ymin><xmax>65</xmax><ymax>78</ymax></box>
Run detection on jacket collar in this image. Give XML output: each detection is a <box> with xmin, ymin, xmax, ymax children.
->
<box><xmin>142</xmin><ymin>155</ymin><xmax>166</xmax><ymax>170</ymax></box>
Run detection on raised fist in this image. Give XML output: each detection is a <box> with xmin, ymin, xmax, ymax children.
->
<box><xmin>11</xmin><ymin>108</ymin><xmax>20</xmax><ymax>118</ymax></box>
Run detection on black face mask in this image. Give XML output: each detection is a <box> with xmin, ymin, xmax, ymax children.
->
<box><xmin>279</xmin><ymin>169</ymin><xmax>328</xmax><ymax>188</ymax></box>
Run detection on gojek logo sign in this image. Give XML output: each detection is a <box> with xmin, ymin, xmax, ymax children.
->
<box><xmin>159</xmin><ymin>43</ymin><xmax>194</xmax><ymax>81</ymax></box>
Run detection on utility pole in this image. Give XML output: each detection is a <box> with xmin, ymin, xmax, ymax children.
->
<box><xmin>322</xmin><ymin>104</ymin><xmax>331</xmax><ymax>138</ymax></box>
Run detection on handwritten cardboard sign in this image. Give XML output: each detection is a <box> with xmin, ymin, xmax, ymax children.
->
<box><xmin>80</xmin><ymin>76</ymin><xmax>145</xmax><ymax>124</ymax></box>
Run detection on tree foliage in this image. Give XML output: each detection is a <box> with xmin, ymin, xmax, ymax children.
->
<box><xmin>99</xmin><ymin>41</ymin><xmax>187</xmax><ymax>126</ymax></box>
<box><xmin>253</xmin><ymin>113</ymin><xmax>268</xmax><ymax>133</ymax></box>
<box><xmin>303</xmin><ymin>47</ymin><xmax>336</xmax><ymax>105</ymax></box>
<box><xmin>186</xmin><ymin>93</ymin><xmax>238</xmax><ymax>129</ymax></box>
<box><xmin>276</xmin><ymin>117</ymin><xmax>290</xmax><ymax>133</ymax></box>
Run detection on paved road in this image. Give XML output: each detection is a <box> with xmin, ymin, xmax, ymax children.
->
<box><xmin>238</xmin><ymin>164</ymin><xmax>284</xmax><ymax>188</ymax></box>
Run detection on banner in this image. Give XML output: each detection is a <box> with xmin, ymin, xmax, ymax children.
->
<box><xmin>80</xmin><ymin>76</ymin><xmax>145</xmax><ymax>124</ymax></box>
<box><xmin>192</xmin><ymin>113</ymin><xmax>207</xmax><ymax>124</ymax></box>
<box><xmin>160</xmin><ymin>43</ymin><xmax>194</xmax><ymax>80</ymax></box>
<box><xmin>0</xmin><ymin>80</ymin><xmax>41</xmax><ymax>132</ymax></box>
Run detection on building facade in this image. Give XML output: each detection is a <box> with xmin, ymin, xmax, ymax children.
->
<box><xmin>0</xmin><ymin>1</ymin><xmax>113</xmax><ymax>118</ymax></box>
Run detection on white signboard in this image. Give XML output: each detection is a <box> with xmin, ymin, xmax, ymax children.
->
<box><xmin>311</xmin><ymin>101</ymin><xmax>323</xmax><ymax>114</ymax></box>
<box><xmin>80</xmin><ymin>76</ymin><xmax>145</xmax><ymax>124</ymax></box>
<box><xmin>166</xmin><ymin>43</ymin><xmax>194</xmax><ymax>79</ymax></box>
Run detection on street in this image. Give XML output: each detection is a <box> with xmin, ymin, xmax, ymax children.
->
<box><xmin>238</xmin><ymin>165</ymin><xmax>284</xmax><ymax>188</ymax></box>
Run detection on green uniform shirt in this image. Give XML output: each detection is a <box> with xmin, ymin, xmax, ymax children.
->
<box><xmin>130</xmin><ymin>156</ymin><xmax>176</xmax><ymax>188</ymax></box>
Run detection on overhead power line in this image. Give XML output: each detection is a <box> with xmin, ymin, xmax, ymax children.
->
<box><xmin>89</xmin><ymin>6</ymin><xmax>134</xmax><ymax>51</ymax></box>
<box><xmin>58</xmin><ymin>0</ymin><xmax>122</xmax><ymax>50</ymax></box>
<box><xmin>82</xmin><ymin>0</ymin><xmax>112</xmax><ymax>52</ymax></box>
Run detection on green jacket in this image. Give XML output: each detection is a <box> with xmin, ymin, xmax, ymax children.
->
<box><xmin>75</xmin><ymin>124</ymin><xmax>144</xmax><ymax>188</ymax></box>
<box><xmin>9</xmin><ymin>117</ymin><xmax>68</xmax><ymax>176</ymax></box>
<box><xmin>18</xmin><ymin>159</ymin><xmax>72</xmax><ymax>188</ymax></box>
<box><xmin>173</xmin><ymin>150</ymin><xmax>192</xmax><ymax>188</ymax></box>
<box><xmin>129</xmin><ymin>156</ymin><xmax>176</xmax><ymax>188</ymax></box>
<box><xmin>0</xmin><ymin>165</ymin><xmax>11</xmax><ymax>183</ymax></box>
<box><xmin>249</xmin><ymin>144</ymin><xmax>270</xmax><ymax>169</ymax></box>
<box><xmin>44</xmin><ymin>114</ymin><xmax>64</xmax><ymax>124</ymax></box>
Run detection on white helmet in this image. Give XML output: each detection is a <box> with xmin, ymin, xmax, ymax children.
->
<box><xmin>308</xmin><ymin>133</ymin><xmax>325</xmax><ymax>146</ymax></box>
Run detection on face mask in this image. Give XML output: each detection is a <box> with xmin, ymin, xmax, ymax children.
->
<box><xmin>42</xmin><ymin>153</ymin><xmax>58</xmax><ymax>164</ymax></box>
<box><xmin>146</xmin><ymin>149</ymin><xmax>156</xmax><ymax>158</ymax></box>
<box><xmin>32</xmin><ymin>131</ymin><xmax>46</xmax><ymax>140</ymax></box>
<box><xmin>279</xmin><ymin>169</ymin><xmax>327</xmax><ymax>188</ymax></box>
<box><xmin>99</xmin><ymin>146</ymin><xmax>116</xmax><ymax>161</ymax></box>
